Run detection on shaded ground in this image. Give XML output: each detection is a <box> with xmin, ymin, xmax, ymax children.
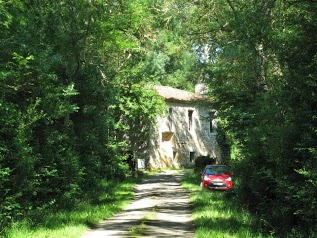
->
<box><xmin>81</xmin><ymin>170</ymin><xmax>194</xmax><ymax>238</ymax></box>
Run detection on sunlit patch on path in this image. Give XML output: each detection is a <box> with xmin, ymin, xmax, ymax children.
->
<box><xmin>81</xmin><ymin>170</ymin><xmax>194</xmax><ymax>238</ymax></box>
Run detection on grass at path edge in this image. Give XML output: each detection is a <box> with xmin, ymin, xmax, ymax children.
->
<box><xmin>181</xmin><ymin>169</ymin><xmax>273</xmax><ymax>238</ymax></box>
<box><xmin>4</xmin><ymin>169</ymin><xmax>270</xmax><ymax>238</ymax></box>
<box><xmin>2</xmin><ymin>174</ymin><xmax>145</xmax><ymax>238</ymax></box>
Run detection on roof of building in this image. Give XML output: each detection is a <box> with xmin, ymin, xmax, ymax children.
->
<box><xmin>153</xmin><ymin>85</ymin><xmax>209</xmax><ymax>102</ymax></box>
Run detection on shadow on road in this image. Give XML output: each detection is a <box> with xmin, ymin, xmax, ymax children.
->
<box><xmin>81</xmin><ymin>170</ymin><xmax>194</xmax><ymax>238</ymax></box>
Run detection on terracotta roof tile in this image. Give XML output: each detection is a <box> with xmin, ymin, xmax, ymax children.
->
<box><xmin>154</xmin><ymin>85</ymin><xmax>207</xmax><ymax>102</ymax></box>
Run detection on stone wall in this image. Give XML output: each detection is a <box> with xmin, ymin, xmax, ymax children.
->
<box><xmin>146</xmin><ymin>101</ymin><xmax>222</xmax><ymax>169</ymax></box>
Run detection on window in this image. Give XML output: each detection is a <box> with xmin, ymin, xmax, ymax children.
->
<box><xmin>189</xmin><ymin>152</ymin><xmax>195</xmax><ymax>162</ymax></box>
<box><xmin>161</xmin><ymin>132</ymin><xmax>174</xmax><ymax>142</ymax></box>
<box><xmin>188</xmin><ymin>110</ymin><xmax>194</xmax><ymax>130</ymax></box>
<box><xmin>209</xmin><ymin>111</ymin><xmax>217</xmax><ymax>133</ymax></box>
<box><xmin>168</xmin><ymin>107</ymin><xmax>173</xmax><ymax>130</ymax></box>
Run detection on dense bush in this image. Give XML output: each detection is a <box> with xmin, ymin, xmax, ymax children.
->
<box><xmin>1</xmin><ymin>1</ymin><xmax>316</xmax><ymax>237</ymax></box>
<box><xmin>182</xmin><ymin>0</ymin><xmax>317</xmax><ymax>236</ymax></box>
<box><xmin>0</xmin><ymin>0</ymin><xmax>165</xmax><ymax>231</ymax></box>
<box><xmin>197</xmin><ymin>1</ymin><xmax>317</xmax><ymax>236</ymax></box>
<box><xmin>194</xmin><ymin>156</ymin><xmax>215</xmax><ymax>171</ymax></box>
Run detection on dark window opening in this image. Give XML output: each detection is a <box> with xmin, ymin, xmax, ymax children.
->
<box><xmin>190</xmin><ymin>152</ymin><xmax>195</xmax><ymax>162</ymax></box>
<box><xmin>168</xmin><ymin>107</ymin><xmax>173</xmax><ymax>130</ymax></box>
<box><xmin>188</xmin><ymin>110</ymin><xmax>194</xmax><ymax>130</ymax></box>
<box><xmin>209</xmin><ymin>111</ymin><xmax>218</xmax><ymax>133</ymax></box>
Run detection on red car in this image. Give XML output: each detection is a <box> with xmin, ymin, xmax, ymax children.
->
<box><xmin>201</xmin><ymin>165</ymin><xmax>233</xmax><ymax>190</ymax></box>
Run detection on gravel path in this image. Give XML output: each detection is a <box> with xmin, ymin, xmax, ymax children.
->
<box><xmin>81</xmin><ymin>170</ymin><xmax>194</xmax><ymax>238</ymax></box>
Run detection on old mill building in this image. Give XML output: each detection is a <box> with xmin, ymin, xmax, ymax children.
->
<box><xmin>137</xmin><ymin>84</ymin><xmax>222</xmax><ymax>169</ymax></box>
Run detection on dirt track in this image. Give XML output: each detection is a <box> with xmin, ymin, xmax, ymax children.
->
<box><xmin>81</xmin><ymin>170</ymin><xmax>194</xmax><ymax>238</ymax></box>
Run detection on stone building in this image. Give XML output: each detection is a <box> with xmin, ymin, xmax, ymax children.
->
<box><xmin>140</xmin><ymin>84</ymin><xmax>222</xmax><ymax>169</ymax></box>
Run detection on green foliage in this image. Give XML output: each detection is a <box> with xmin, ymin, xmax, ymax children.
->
<box><xmin>2</xmin><ymin>0</ymin><xmax>315</xmax><ymax>237</ymax></box>
<box><xmin>182</xmin><ymin>170</ymin><xmax>266</xmax><ymax>238</ymax></box>
<box><xmin>110</xmin><ymin>83</ymin><xmax>166</xmax><ymax>155</ymax></box>
<box><xmin>0</xmin><ymin>0</ymin><xmax>183</xmax><ymax>234</ymax></box>
<box><xmin>2</xmin><ymin>175</ymin><xmax>143</xmax><ymax>238</ymax></box>
<box><xmin>0</xmin><ymin>0</ymin><xmax>167</xmax><ymax>233</ymax></box>
<box><xmin>181</xmin><ymin>0</ymin><xmax>317</xmax><ymax>236</ymax></box>
<box><xmin>194</xmin><ymin>156</ymin><xmax>214</xmax><ymax>171</ymax></box>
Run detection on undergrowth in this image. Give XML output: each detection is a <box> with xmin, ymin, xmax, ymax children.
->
<box><xmin>2</xmin><ymin>175</ymin><xmax>144</xmax><ymax>238</ymax></box>
<box><xmin>182</xmin><ymin>170</ymin><xmax>272</xmax><ymax>238</ymax></box>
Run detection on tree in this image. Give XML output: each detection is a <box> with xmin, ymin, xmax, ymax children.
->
<box><xmin>177</xmin><ymin>0</ymin><xmax>317</xmax><ymax>236</ymax></box>
<box><xmin>1</xmin><ymin>0</ymin><xmax>182</xmax><ymax>230</ymax></box>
